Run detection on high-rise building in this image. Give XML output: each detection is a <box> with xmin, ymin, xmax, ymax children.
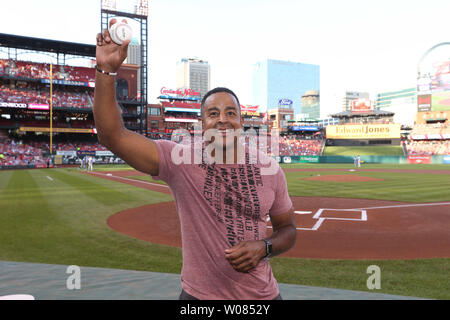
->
<box><xmin>301</xmin><ymin>90</ymin><xmax>320</xmax><ymax>120</ymax></box>
<box><xmin>125</xmin><ymin>37</ymin><xmax>141</xmax><ymax>94</ymax></box>
<box><xmin>252</xmin><ymin>59</ymin><xmax>320</xmax><ymax>114</ymax></box>
<box><xmin>176</xmin><ymin>58</ymin><xmax>210</xmax><ymax>100</ymax></box>
<box><xmin>126</xmin><ymin>38</ymin><xmax>141</xmax><ymax>65</ymax></box>
<box><xmin>375</xmin><ymin>88</ymin><xmax>417</xmax><ymax>126</ymax></box>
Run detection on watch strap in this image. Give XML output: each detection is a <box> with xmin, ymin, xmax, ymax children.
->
<box><xmin>95</xmin><ymin>65</ymin><xmax>118</xmax><ymax>76</ymax></box>
<box><xmin>263</xmin><ymin>239</ymin><xmax>272</xmax><ymax>258</ymax></box>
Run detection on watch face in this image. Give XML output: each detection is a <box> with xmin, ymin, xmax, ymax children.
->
<box><xmin>265</xmin><ymin>240</ymin><xmax>272</xmax><ymax>256</ymax></box>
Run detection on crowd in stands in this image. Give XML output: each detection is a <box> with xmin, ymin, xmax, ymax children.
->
<box><xmin>52</xmin><ymin>141</ymin><xmax>108</xmax><ymax>152</ymax></box>
<box><xmin>148</xmin><ymin>133</ymin><xmax>172</xmax><ymax>140</ymax></box>
<box><xmin>0</xmin><ymin>84</ymin><xmax>40</xmax><ymax>104</ymax></box>
<box><xmin>405</xmin><ymin>123</ymin><xmax>450</xmax><ymax>155</ymax></box>
<box><xmin>0</xmin><ymin>59</ymin><xmax>94</xmax><ymax>110</ymax></box>
<box><xmin>411</xmin><ymin>123</ymin><xmax>450</xmax><ymax>136</ymax></box>
<box><xmin>0</xmin><ymin>138</ymin><xmax>48</xmax><ymax>167</ymax></box>
<box><xmin>0</xmin><ymin>84</ymin><xmax>93</xmax><ymax>109</ymax></box>
<box><xmin>405</xmin><ymin>140</ymin><xmax>450</xmax><ymax>155</ymax></box>
<box><xmin>0</xmin><ymin>136</ymin><xmax>109</xmax><ymax>167</ymax></box>
<box><xmin>277</xmin><ymin>134</ymin><xmax>323</xmax><ymax>156</ymax></box>
<box><xmin>278</xmin><ymin>136</ymin><xmax>291</xmax><ymax>155</ymax></box>
<box><xmin>162</xmin><ymin>132</ymin><xmax>325</xmax><ymax>156</ymax></box>
<box><xmin>0</xmin><ymin>59</ymin><xmax>95</xmax><ymax>83</ymax></box>
<box><xmin>0</xmin><ymin>132</ymin><xmax>327</xmax><ymax>168</ymax></box>
<box><xmin>51</xmin><ymin>90</ymin><xmax>93</xmax><ymax>109</ymax></box>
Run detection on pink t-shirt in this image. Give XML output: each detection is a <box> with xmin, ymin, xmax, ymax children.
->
<box><xmin>152</xmin><ymin>139</ymin><xmax>292</xmax><ymax>300</ymax></box>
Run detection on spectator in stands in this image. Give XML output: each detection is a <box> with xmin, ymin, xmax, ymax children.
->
<box><xmin>405</xmin><ymin>139</ymin><xmax>450</xmax><ymax>156</ymax></box>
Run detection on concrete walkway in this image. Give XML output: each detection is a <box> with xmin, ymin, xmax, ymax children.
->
<box><xmin>0</xmin><ymin>261</ymin><xmax>424</xmax><ymax>300</ymax></box>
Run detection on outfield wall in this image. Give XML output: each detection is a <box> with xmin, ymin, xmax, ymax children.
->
<box><xmin>2</xmin><ymin>155</ymin><xmax>450</xmax><ymax>170</ymax></box>
<box><xmin>278</xmin><ymin>155</ymin><xmax>450</xmax><ymax>164</ymax></box>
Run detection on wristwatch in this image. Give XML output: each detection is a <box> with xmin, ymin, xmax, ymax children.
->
<box><xmin>262</xmin><ymin>239</ymin><xmax>272</xmax><ymax>258</ymax></box>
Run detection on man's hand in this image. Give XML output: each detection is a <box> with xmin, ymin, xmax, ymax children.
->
<box><xmin>96</xmin><ymin>18</ymin><xmax>130</xmax><ymax>73</ymax></box>
<box><xmin>93</xmin><ymin>18</ymin><xmax>160</xmax><ymax>177</ymax></box>
<box><xmin>225</xmin><ymin>240</ymin><xmax>266</xmax><ymax>273</ymax></box>
<box><xmin>224</xmin><ymin>208</ymin><xmax>297</xmax><ymax>273</ymax></box>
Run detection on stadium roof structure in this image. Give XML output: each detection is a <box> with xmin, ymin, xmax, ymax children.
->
<box><xmin>0</xmin><ymin>33</ymin><xmax>95</xmax><ymax>58</ymax></box>
<box><xmin>330</xmin><ymin>109</ymin><xmax>395</xmax><ymax>119</ymax></box>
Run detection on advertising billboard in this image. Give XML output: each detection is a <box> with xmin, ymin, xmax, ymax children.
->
<box><xmin>160</xmin><ymin>87</ymin><xmax>200</xmax><ymax>100</ymax></box>
<box><xmin>326</xmin><ymin>124</ymin><xmax>401</xmax><ymax>140</ymax></box>
<box><xmin>351</xmin><ymin>99</ymin><xmax>373</xmax><ymax>112</ymax></box>
<box><xmin>241</xmin><ymin>105</ymin><xmax>259</xmax><ymax>113</ymax></box>
<box><xmin>291</xmin><ymin>125</ymin><xmax>319</xmax><ymax>131</ymax></box>
<box><xmin>417</xmin><ymin>94</ymin><xmax>432</xmax><ymax>112</ymax></box>
<box><xmin>418</xmin><ymin>45</ymin><xmax>450</xmax><ymax>112</ymax></box>
<box><xmin>407</xmin><ymin>155</ymin><xmax>431</xmax><ymax>164</ymax></box>
<box><xmin>430</xmin><ymin>59</ymin><xmax>450</xmax><ymax>112</ymax></box>
<box><xmin>278</xmin><ymin>99</ymin><xmax>293</xmax><ymax>107</ymax></box>
<box><xmin>0</xmin><ymin>102</ymin><xmax>27</xmax><ymax>109</ymax></box>
<box><xmin>28</xmin><ymin>104</ymin><xmax>49</xmax><ymax>110</ymax></box>
<box><xmin>40</xmin><ymin>79</ymin><xmax>94</xmax><ymax>87</ymax></box>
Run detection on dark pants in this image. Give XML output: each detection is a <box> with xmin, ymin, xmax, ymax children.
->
<box><xmin>179</xmin><ymin>289</ymin><xmax>282</xmax><ymax>300</ymax></box>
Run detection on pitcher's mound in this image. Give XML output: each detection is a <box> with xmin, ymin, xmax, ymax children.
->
<box><xmin>303</xmin><ymin>174</ymin><xmax>384</xmax><ymax>182</ymax></box>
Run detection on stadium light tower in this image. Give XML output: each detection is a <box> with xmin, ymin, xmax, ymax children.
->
<box><xmin>100</xmin><ymin>0</ymin><xmax>149</xmax><ymax>136</ymax></box>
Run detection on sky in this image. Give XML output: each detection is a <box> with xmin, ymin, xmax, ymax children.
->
<box><xmin>1</xmin><ymin>0</ymin><xmax>449</xmax><ymax>117</ymax></box>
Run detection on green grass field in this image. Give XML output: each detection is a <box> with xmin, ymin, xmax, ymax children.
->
<box><xmin>431</xmin><ymin>90</ymin><xmax>450</xmax><ymax>111</ymax></box>
<box><xmin>1</xmin><ymin>163</ymin><xmax>450</xmax><ymax>299</ymax></box>
<box><xmin>323</xmin><ymin>146</ymin><xmax>404</xmax><ymax>156</ymax></box>
<box><xmin>284</xmin><ymin>168</ymin><xmax>450</xmax><ymax>203</ymax></box>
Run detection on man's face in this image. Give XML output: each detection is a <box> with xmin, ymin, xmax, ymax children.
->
<box><xmin>202</xmin><ymin>92</ymin><xmax>243</xmax><ymax>150</ymax></box>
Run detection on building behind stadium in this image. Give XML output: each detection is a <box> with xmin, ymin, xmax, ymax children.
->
<box><xmin>252</xmin><ymin>59</ymin><xmax>320</xmax><ymax>115</ymax></box>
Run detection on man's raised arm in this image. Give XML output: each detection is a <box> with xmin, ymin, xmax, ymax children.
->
<box><xmin>93</xmin><ymin>19</ymin><xmax>160</xmax><ymax>176</ymax></box>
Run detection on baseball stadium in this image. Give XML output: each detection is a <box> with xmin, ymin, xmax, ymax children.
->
<box><xmin>1</xmin><ymin>7</ymin><xmax>450</xmax><ymax>302</ymax></box>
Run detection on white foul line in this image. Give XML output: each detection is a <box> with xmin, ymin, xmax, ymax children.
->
<box><xmin>298</xmin><ymin>218</ymin><xmax>324</xmax><ymax>231</ymax></box>
<box><xmin>91</xmin><ymin>170</ymin><xmax>450</xmax><ymax>231</ymax></box>
<box><xmin>313</xmin><ymin>208</ymin><xmax>367</xmax><ymax>221</ymax></box>
<box><xmin>280</xmin><ymin>202</ymin><xmax>450</xmax><ymax>232</ymax></box>
<box><xmin>88</xmin><ymin>171</ymin><xmax>170</xmax><ymax>189</ymax></box>
<box><xmin>353</xmin><ymin>202</ymin><xmax>450</xmax><ymax>211</ymax></box>
<box><xmin>272</xmin><ymin>208</ymin><xmax>368</xmax><ymax>231</ymax></box>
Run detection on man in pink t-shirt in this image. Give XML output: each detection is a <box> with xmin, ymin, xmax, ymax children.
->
<box><xmin>93</xmin><ymin>22</ymin><xmax>297</xmax><ymax>300</ymax></box>
<box><xmin>152</xmin><ymin>135</ymin><xmax>294</xmax><ymax>299</ymax></box>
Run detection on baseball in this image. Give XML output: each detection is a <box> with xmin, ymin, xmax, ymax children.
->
<box><xmin>109</xmin><ymin>19</ymin><xmax>132</xmax><ymax>45</ymax></box>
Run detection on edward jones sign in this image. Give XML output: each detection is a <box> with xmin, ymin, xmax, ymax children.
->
<box><xmin>326</xmin><ymin>124</ymin><xmax>401</xmax><ymax>139</ymax></box>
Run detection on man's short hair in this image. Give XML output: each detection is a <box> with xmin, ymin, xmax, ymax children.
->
<box><xmin>200</xmin><ymin>87</ymin><xmax>241</xmax><ymax>117</ymax></box>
